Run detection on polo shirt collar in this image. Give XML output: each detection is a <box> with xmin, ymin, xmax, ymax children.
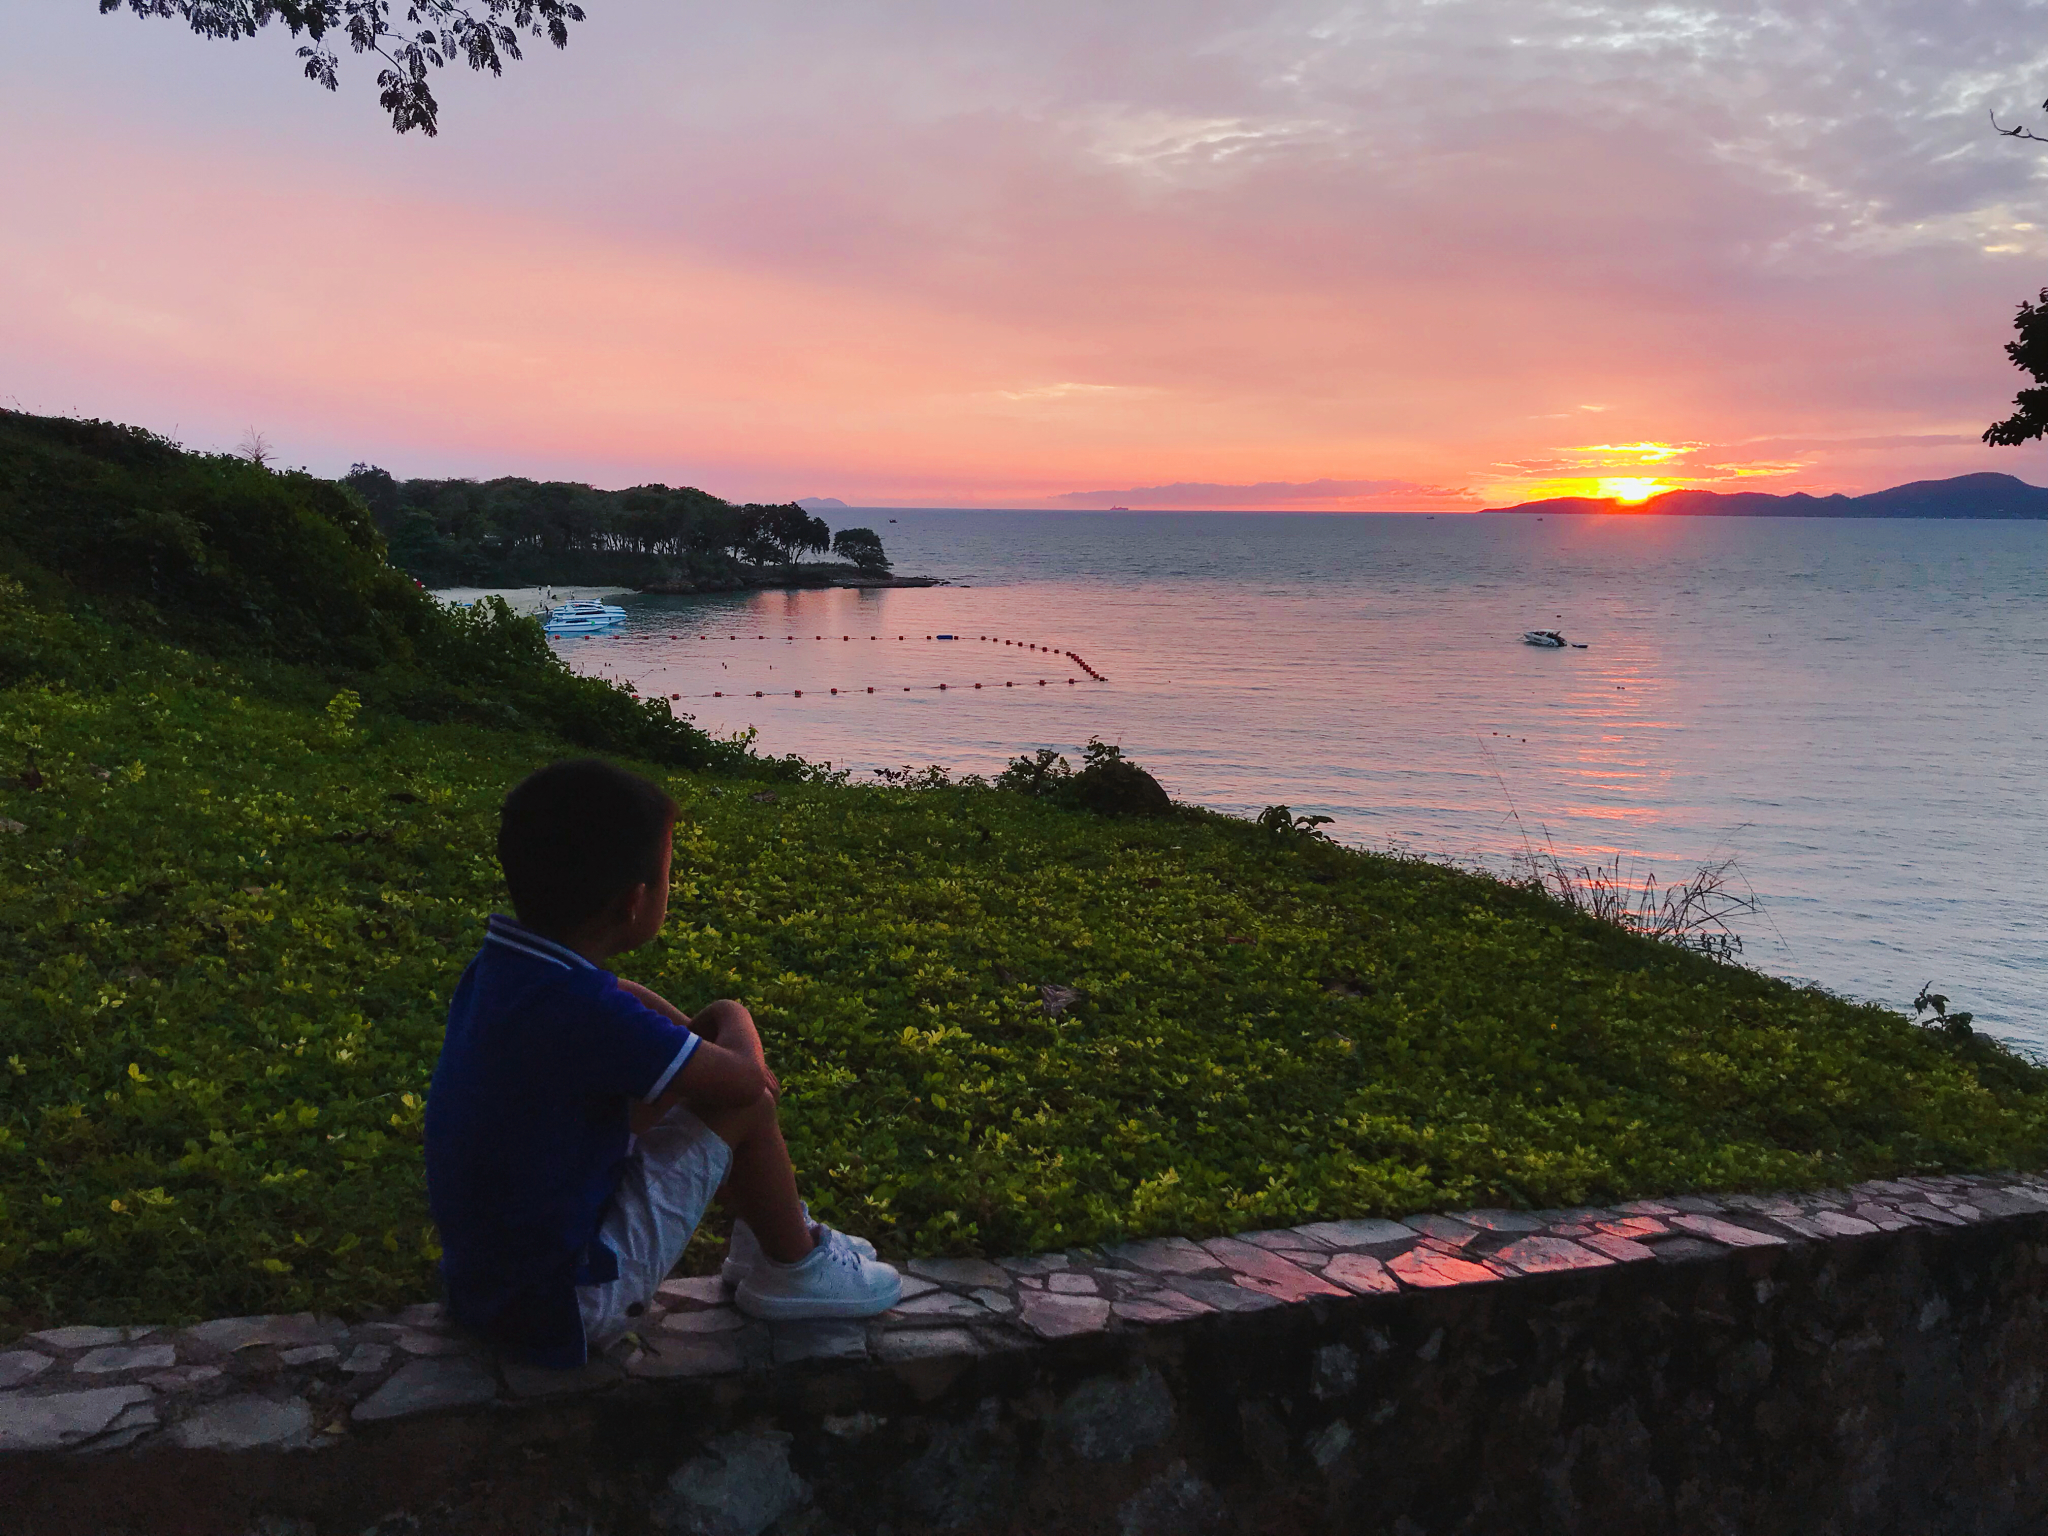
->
<box><xmin>485</xmin><ymin>914</ymin><xmax>598</xmax><ymax>971</ymax></box>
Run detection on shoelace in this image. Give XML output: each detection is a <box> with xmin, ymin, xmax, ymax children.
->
<box><xmin>817</xmin><ymin>1229</ymin><xmax>862</xmax><ymax>1272</ymax></box>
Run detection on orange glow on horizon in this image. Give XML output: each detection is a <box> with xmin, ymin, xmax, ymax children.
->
<box><xmin>1502</xmin><ymin>475</ymin><xmax>1687</xmax><ymax>506</ymax></box>
<box><xmin>1599</xmin><ymin>477</ymin><xmax>1668</xmax><ymax>504</ymax></box>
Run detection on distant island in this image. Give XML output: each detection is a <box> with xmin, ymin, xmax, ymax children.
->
<box><xmin>1488</xmin><ymin>472</ymin><xmax>2048</xmax><ymax>520</ymax></box>
<box><xmin>797</xmin><ymin>495</ymin><xmax>849</xmax><ymax>510</ymax></box>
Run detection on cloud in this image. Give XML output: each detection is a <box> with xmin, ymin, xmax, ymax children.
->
<box><xmin>8</xmin><ymin>2</ymin><xmax>2048</xmax><ymax>500</ymax></box>
<box><xmin>1707</xmin><ymin>434</ymin><xmax>1977</xmax><ymax>454</ymax></box>
<box><xmin>1051</xmin><ymin>478</ymin><xmax>1474</xmax><ymax>509</ymax></box>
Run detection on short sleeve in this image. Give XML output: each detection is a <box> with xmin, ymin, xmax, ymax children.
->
<box><xmin>564</xmin><ymin>977</ymin><xmax>700</xmax><ymax>1103</ymax></box>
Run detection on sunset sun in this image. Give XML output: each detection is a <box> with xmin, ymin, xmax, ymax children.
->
<box><xmin>1599</xmin><ymin>476</ymin><xmax>1666</xmax><ymax>505</ymax></box>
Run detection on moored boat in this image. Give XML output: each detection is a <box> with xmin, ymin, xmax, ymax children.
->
<box><xmin>543</xmin><ymin>598</ymin><xmax>627</xmax><ymax>636</ymax></box>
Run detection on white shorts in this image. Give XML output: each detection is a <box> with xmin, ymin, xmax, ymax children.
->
<box><xmin>576</xmin><ymin>1105</ymin><xmax>733</xmax><ymax>1349</ymax></box>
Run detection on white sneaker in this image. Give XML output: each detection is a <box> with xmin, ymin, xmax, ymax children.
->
<box><xmin>734</xmin><ymin>1227</ymin><xmax>903</xmax><ymax>1320</ymax></box>
<box><xmin>722</xmin><ymin>1204</ymin><xmax>876</xmax><ymax>1288</ymax></box>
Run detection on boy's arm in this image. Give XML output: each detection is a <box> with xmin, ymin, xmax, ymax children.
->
<box><xmin>616</xmin><ymin>977</ymin><xmax>692</xmax><ymax>1031</ymax></box>
<box><xmin>618</xmin><ymin>983</ymin><xmax>777</xmax><ymax>1122</ymax></box>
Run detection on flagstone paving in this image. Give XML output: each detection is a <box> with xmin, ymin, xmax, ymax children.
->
<box><xmin>5</xmin><ymin>1171</ymin><xmax>2047</xmax><ymax>1455</ymax></box>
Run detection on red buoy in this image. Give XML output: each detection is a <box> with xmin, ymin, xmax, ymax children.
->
<box><xmin>714</xmin><ymin>690</ymin><xmax>722</xmax><ymax>696</ymax></box>
<box><xmin>830</xmin><ymin>687</ymin><xmax>838</xmax><ymax>694</ymax></box>
<box><xmin>866</xmin><ymin>687</ymin><xmax>874</xmax><ymax>693</ymax></box>
<box><xmin>939</xmin><ymin>682</ymin><xmax>947</xmax><ymax>690</ymax></box>
<box><xmin>794</xmin><ymin>689</ymin><xmax>803</xmax><ymax>697</ymax></box>
<box><xmin>974</xmin><ymin>682</ymin><xmax>982</xmax><ymax>689</ymax></box>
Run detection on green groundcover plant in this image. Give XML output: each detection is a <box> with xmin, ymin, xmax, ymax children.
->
<box><xmin>2</xmin><ymin>414</ymin><xmax>2044</xmax><ymax>1334</ymax></box>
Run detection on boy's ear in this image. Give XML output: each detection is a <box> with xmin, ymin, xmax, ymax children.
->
<box><xmin>582</xmin><ymin>881</ymin><xmax>647</xmax><ymax>940</ymax></box>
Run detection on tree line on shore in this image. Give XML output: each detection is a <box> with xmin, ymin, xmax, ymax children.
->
<box><xmin>341</xmin><ymin>466</ymin><xmax>889</xmax><ymax>588</ymax></box>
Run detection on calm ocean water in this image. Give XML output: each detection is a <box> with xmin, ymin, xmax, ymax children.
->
<box><xmin>502</xmin><ymin>511</ymin><xmax>2047</xmax><ymax>1048</ymax></box>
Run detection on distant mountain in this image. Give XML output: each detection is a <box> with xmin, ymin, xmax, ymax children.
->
<box><xmin>797</xmin><ymin>496</ymin><xmax>849</xmax><ymax>510</ymax></box>
<box><xmin>1488</xmin><ymin>472</ymin><xmax>2048</xmax><ymax>520</ymax></box>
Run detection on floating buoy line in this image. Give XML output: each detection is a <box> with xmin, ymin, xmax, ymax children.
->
<box><xmin>574</xmin><ymin>630</ymin><xmax>1112</xmax><ymax>703</ymax></box>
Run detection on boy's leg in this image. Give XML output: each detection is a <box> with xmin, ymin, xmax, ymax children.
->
<box><xmin>696</xmin><ymin>1089</ymin><xmax>814</xmax><ymax>1264</ymax></box>
<box><xmin>578</xmin><ymin>1107</ymin><xmax>730</xmax><ymax>1349</ymax></box>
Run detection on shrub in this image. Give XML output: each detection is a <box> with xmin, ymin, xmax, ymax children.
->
<box><xmin>997</xmin><ymin>738</ymin><xmax>1172</xmax><ymax>817</ymax></box>
<box><xmin>0</xmin><ymin>410</ymin><xmax>753</xmax><ymax>773</ymax></box>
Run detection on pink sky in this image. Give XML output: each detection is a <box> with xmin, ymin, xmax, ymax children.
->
<box><xmin>8</xmin><ymin>2</ymin><xmax>2048</xmax><ymax>508</ymax></box>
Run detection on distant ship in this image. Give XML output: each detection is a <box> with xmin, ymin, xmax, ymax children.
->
<box><xmin>1108</xmin><ymin>505</ymin><xmax>1130</xmax><ymax>511</ymax></box>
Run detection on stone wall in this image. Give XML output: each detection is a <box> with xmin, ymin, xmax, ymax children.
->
<box><xmin>6</xmin><ymin>1172</ymin><xmax>2048</xmax><ymax>1535</ymax></box>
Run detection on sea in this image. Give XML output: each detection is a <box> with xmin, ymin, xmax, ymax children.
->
<box><xmin>450</xmin><ymin>511</ymin><xmax>2048</xmax><ymax>1049</ymax></box>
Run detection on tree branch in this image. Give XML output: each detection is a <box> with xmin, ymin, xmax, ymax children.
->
<box><xmin>102</xmin><ymin>0</ymin><xmax>587</xmax><ymax>135</ymax></box>
<box><xmin>1990</xmin><ymin>107</ymin><xmax>2048</xmax><ymax>144</ymax></box>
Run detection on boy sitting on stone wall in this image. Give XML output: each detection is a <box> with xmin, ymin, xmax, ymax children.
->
<box><xmin>425</xmin><ymin>758</ymin><xmax>901</xmax><ymax>1368</ymax></box>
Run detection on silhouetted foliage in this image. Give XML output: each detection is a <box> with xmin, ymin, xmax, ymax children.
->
<box><xmin>1257</xmin><ymin>804</ymin><xmax>1335</xmax><ymax>843</ymax></box>
<box><xmin>831</xmin><ymin>527</ymin><xmax>891</xmax><ymax>572</ymax></box>
<box><xmin>995</xmin><ymin>739</ymin><xmax>1173</xmax><ymax>817</ymax></box>
<box><xmin>338</xmin><ymin>467</ymin><xmax>863</xmax><ymax>588</ymax></box>
<box><xmin>100</xmin><ymin>0</ymin><xmax>586</xmax><ymax>136</ymax></box>
<box><xmin>1983</xmin><ymin>288</ymin><xmax>2048</xmax><ymax>447</ymax></box>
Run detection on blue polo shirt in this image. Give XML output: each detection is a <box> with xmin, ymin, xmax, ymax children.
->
<box><xmin>426</xmin><ymin>915</ymin><xmax>699</xmax><ymax>1366</ymax></box>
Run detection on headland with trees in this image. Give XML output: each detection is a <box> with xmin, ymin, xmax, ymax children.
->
<box><xmin>341</xmin><ymin>465</ymin><xmax>929</xmax><ymax>593</ymax></box>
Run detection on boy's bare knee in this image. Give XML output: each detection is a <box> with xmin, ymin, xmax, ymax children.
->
<box><xmin>696</xmin><ymin>998</ymin><xmax>752</xmax><ymax>1032</ymax></box>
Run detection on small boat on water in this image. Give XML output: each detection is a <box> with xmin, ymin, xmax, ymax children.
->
<box><xmin>1522</xmin><ymin>629</ymin><xmax>1567</xmax><ymax>648</ymax></box>
<box><xmin>543</xmin><ymin>599</ymin><xmax>627</xmax><ymax>636</ymax></box>
<box><xmin>543</xmin><ymin>614</ymin><xmax>617</xmax><ymax>636</ymax></box>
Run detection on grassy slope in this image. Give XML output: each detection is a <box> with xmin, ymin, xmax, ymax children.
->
<box><xmin>3</xmin><ymin>581</ymin><xmax>2045</xmax><ymax>1331</ymax></box>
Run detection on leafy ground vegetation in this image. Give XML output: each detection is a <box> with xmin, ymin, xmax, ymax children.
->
<box><xmin>3</xmin><ymin>412</ymin><xmax>2045</xmax><ymax>1333</ymax></box>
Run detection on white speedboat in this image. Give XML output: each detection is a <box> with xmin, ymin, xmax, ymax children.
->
<box><xmin>544</xmin><ymin>614</ymin><xmax>615</xmax><ymax>636</ymax></box>
<box><xmin>543</xmin><ymin>599</ymin><xmax>627</xmax><ymax>636</ymax></box>
<box><xmin>1522</xmin><ymin>629</ymin><xmax>1567</xmax><ymax>648</ymax></box>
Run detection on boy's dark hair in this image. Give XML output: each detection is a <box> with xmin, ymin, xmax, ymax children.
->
<box><xmin>498</xmin><ymin>758</ymin><xmax>677</xmax><ymax>937</ymax></box>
